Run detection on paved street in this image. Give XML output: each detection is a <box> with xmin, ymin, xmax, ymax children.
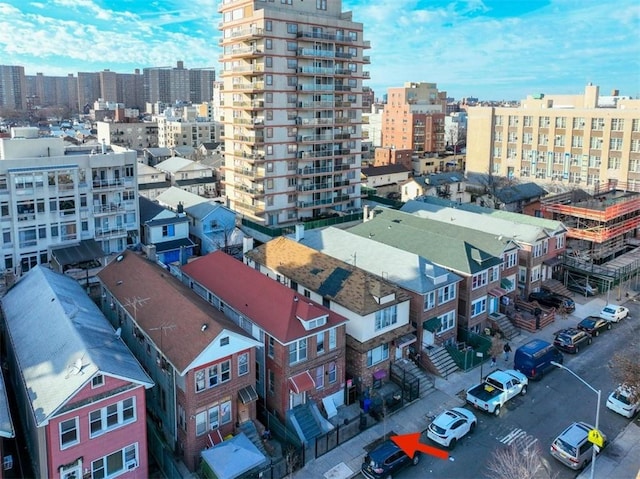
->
<box><xmin>311</xmin><ymin>294</ymin><xmax>640</xmax><ymax>479</ymax></box>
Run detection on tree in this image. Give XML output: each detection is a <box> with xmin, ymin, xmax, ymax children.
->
<box><xmin>609</xmin><ymin>345</ymin><xmax>640</xmax><ymax>402</ymax></box>
<box><xmin>486</xmin><ymin>443</ymin><xmax>557</xmax><ymax>479</ymax></box>
<box><xmin>489</xmin><ymin>336</ymin><xmax>504</xmax><ymax>361</ymax></box>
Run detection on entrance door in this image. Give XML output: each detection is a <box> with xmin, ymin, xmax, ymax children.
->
<box><xmin>423</xmin><ymin>330</ymin><xmax>435</xmax><ymax>347</ymax></box>
<box><xmin>290</xmin><ymin>391</ymin><xmax>305</xmax><ymax>408</ymax></box>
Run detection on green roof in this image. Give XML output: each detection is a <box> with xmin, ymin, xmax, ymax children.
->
<box><xmin>348</xmin><ymin>208</ymin><xmax>506</xmax><ymax>275</ymax></box>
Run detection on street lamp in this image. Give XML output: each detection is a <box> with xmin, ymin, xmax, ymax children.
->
<box><xmin>551</xmin><ymin>361</ymin><xmax>601</xmax><ymax>479</ymax></box>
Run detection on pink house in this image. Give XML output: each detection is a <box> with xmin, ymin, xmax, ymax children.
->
<box><xmin>0</xmin><ymin>266</ymin><xmax>153</xmax><ymax>479</ymax></box>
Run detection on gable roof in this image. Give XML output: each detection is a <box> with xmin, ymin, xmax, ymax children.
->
<box><xmin>155</xmin><ymin>156</ymin><xmax>195</xmax><ymax>173</ymax></box>
<box><xmin>137</xmin><ymin>162</ymin><xmax>161</xmax><ymax>175</ymax></box>
<box><xmin>1</xmin><ymin>266</ymin><xmax>153</xmax><ymax>426</ymax></box>
<box><xmin>180</xmin><ymin>251</ymin><xmax>347</xmax><ymax>344</ymax></box>
<box><xmin>139</xmin><ymin>196</ymin><xmax>166</xmax><ymax>223</ymax></box>
<box><xmin>347</xmin><ymin>208</ymin><xmax>506</xmax><ymax>275</ymax></box>
<box><xmin>495</xmin><ymin>182</ymin><xmax>547</xmax><ymax>204</ymax></box>
<box><xmin>298</xmin><ymin>227</ymin><xmax>462</xmax><ymax>295</ymax></box>
<box><xmin>426</xmin><ymin>172</ymin><xmax>466</xmax><ymax>186</ymax></box>
<box><xmin>244</xmin><ymin>237</ymin><xmax>410</xmax><ymax>315</ymax></box>
<box><xmin>98</xmin><ymin>251</ymin><xmax>257</xmax><ymax>374</ymax></box>
<box><xmin>156</xmin><ymin>186</ymin><xmax>208</xmax><ymax>210</ymax></box>
<box><xmin>401</xmin><ymin>200</ymin><xmax>548</xmax><ymax>244</ymax></box>
<box><xmin>185</xmin><ymin>201</ymin><xmax>227</xmax><ymax>221</ymax></box>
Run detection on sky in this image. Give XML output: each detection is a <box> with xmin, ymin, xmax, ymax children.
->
<box><xmin>1</xmin><ymin>0</ymin><xmax>639</xmax><ymax>101</ymax></box>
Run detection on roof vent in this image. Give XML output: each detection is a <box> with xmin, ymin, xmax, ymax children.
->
<box><xmin>294</xmin><ymin>296</ymin><xmax>299</xmax><ymax>302</ymax></box>
<box><xmin>201</xmin><ymin>324</ymin><xmax>208</xmax><ymax>332</ymax></box>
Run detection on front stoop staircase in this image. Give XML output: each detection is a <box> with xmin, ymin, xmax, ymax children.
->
<box><xmin>238</xmin><ymin>420</ymin><xmax>269</xmax><ymax>457</ymax></box>
<box><xmin>424</xmin><ymin>346</ymin><xmax>459</xmax><ymax>378</ymax></box>
<box><xmin>489</xmin><ymin>312</ymin><xmax>519</xmax><ymax>340</ymax></box>
<box><xmin>290</xmin><ymin>404</ymin><xmax>322</xmax><ymax>443</ymax></box>
<box><xmin>393</xmin><ymin>358</ymin><xmax>435</xmax><ymax>398</ymax></box>
<box><xmin>542</xmin><ymin>279</ymin><xmax>574</xmax><ymax>298</ymax></box>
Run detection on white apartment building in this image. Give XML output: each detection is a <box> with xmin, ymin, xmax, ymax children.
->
<box><xmin>219</xmin><ymin>0</ymin><xmax>370</xmax><ymax>226</ymax></box>
<box><xmin>156</xmin><ymin>108</ymin><xmax>216</xmax><ymax>148</ymax></box>
<box><xmin>0</xmin><ymin>128</ymin><xmax>139</xmax><ymax>275</ymax></box>
<box><xmin>97</xmin><ymin>120</ymin><xmax>159</xmax><ymax>150</ymax></box>
<box><xmin>467</xmin><ymin>84</ymin><xmax>640</xmax><ymax>192</ymax></box>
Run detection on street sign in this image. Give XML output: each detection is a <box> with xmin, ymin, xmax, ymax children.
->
<box><xmin>588</xmin><ymin>429</ymin><xmax>604</xmax><ymax>447</ymax></box>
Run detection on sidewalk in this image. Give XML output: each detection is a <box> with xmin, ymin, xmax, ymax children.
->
<box><xmin>294</xmin><ymin>294</ymin><xmax>638</xmax><ymax>479</ymax></box>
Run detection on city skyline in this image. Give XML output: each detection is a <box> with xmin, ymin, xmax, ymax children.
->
<box><xmin>1</xmin><ymin>0</ymin><xmax>638</xmax><ymax>101</ymax></box>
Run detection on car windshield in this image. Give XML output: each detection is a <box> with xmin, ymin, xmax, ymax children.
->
<box><xmin>581</xmin><ymin>319</ymin><xmax>595</xmax><ymax>328</ymax></box>
<box><xmin>555</xmin><ymin>438</ymin><xmax>577</xmax><ymax>456</ymax></box>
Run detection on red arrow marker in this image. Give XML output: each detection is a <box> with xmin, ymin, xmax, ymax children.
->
<box><xmin>391</xmin><ymin>433</ymin><xmax>449</xmax><ymax>461</ymax></box>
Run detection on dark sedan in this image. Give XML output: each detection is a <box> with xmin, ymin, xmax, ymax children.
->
<box><xmin>553</xmin><ymin>328</ymin><xmax>592</xmax><ymax>354</ymax></box>
<box><xmin>577</xmin><ymin>316</ymin><xmax>612</xmax><ymax>337</ymax></box>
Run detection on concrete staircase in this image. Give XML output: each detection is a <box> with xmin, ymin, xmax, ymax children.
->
<box><xmin>424</xmin><ymin>346</ymin><xmax>459</xmax><ymax>378</ymax></box>
<box><xmin>392</xmin><ymin>358</ymin><xmax>436</xmax><ymax>397</ymax></box>
<box><xmin>290</xmin><ymin>404</ymin><xmax>322</xmax><ymax>442</ymax></box>
<box><xmin>489</xmin><ymin>312</ymin><xmax>519</xmax><ymax>340</ymax></box>
<box><xmin>237</xmin><ymin>420</ymin><xmax>269</xmax><ymax>458</ymax></box>
<box><xmin>542</xmin><ymin>278</ymin><xmax>574</xmax><ymax>297</ymax></box>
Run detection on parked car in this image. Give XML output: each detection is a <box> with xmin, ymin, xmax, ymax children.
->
<box><xmin>599</xmin><ymin>304</ymin><xmax>629</xmax><ymax>322</ymax></box>
<box><xmin>465</xmin><ymin>370</ymin><xmax>528</xmax><ymax>416</ymax></box>
<box><xmin>361</xmin><ymin>439</ymin><xmax>421</xmax><ymax>479</ymax></box>
<box><xmin>550</xmin><ymin>421</ymin><xmax>607</xmax><ymax>470</ymax></box>
<box><xmin>566</xmin><ymin>278</ymin><xmax>598</xmax><ymax>296</ymax></box>
<box><xmin>513</xmin><ymin>339</ymin><xmax>564</xmax><ymax>380</ymax></box>
<box><xmin>577</xmin><ymin>316</ymin><xmax>612</xmax><ymax>336</ymax></box>
<box><xmin>528</xmin><ymin>290</ymin><xmax>575</xmax><ymax>312</ymax></box>
<box><xmin>553</xmin><ymin>328</ymin><xmax>592</xmax><ymax>354</ymax></box>
<box><xmin>426</xmin><ymin>407</ymin><xmax>477</xmax><ymax>449</ymax></box>
<box><xmin>606</xmin><ymin>385</ymin><xmax>640</xmax><ymax>418</ymax></box>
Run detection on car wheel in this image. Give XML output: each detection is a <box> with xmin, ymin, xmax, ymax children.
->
<box><xmin>607</xmin><ymin>323</ymin><xmax>612</xmax><ymax>330</ymax></box>
<box><xmin>412</xmin><ymin>454</ymin><xmax>420</xmax><ymax>466</ymax></box>
<box><xmin>494</xmin><ymin>406</ymin><xmax>501</xmax><ymax>416</ymax></box>
<box><xmin>449</xmin><ymin>438</ymin><xmax>457</xmax><ymax>450</ymax></box>
<box><xmin>520</xmin><ymin>385</ymin><xmax>528</xmax><ymax>396</ymax></box>
<box><xmin>470</xmin><ymin>421</ymin><xmax>476</xmax><ymax>432</ymax></box>
<box><xmin>594</xmin><ymin>330</ymin><xmax>599</xmax><ymax>337</ymax></box>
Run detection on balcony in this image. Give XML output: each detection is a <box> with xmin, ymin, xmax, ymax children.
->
<box><xmin>229</xmin><ymin>81</ymin><xmax>265</xmax><ymax>92</ymax></box>
<box><xmin>223</xmin><ymin>46</ymin><xmax>263</xmax><ymax>58</ymax></box>
<box><xmin>236</xmin><ymin>183</ymin><xmax>265</xmax><ymax>196</ymax></box>
<box><xmin>94</xmin><ymin>226</ymin><xmax>127</xmax><ymax>239</ymax></box>
<box><xmin>92</xmin><ymin>178</ymin><xmax>124</xmax><ymax>190</ymax></box>
<box><xmin>233</xmin><ymin>133</ymin><xmax>265</xmax><ymax>144</ymax></box>
<box><xmin>298</xmin><ymin>101</ymin><xmax>335</xmax><ymax>109</ymax></box>
<box><xmin>297</xmin><ymin>134</ymin><xmax>334</xmax><ymax>142</ymax></box>
<box><xmin>93</xmin><ymin>204</ymin><xmax>125</xmax><ymax>215</ymax></box>
<box><xmin>233</xmin><ymin>100</ymin><xmax>264</xmax><ymax>109</ymax></box>
<box><xmin>298</xmin><ymin>165</ymin><xmax>334</xmax><ymax>175</ymax></box>
<box><xmin>297</xmin><ymin>48</ymin><xmax>335</xmax><ymax>58</ymax></box>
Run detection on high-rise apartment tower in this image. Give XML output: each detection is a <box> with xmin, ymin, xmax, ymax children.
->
<box><xmin>219</xmin><ymin>0</ymin><xmax>370</xmax><ymax>226</ymax></box>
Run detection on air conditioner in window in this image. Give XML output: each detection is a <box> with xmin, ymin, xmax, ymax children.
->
<box><xmin>126</xmin><ymin>459</ymin><xmax>138</xmax><ymax>470</ymax></box>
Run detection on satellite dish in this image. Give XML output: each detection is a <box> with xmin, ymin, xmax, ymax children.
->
<box><xmin>65</xmin><ymin>355</ymin><xmax>88</xmax><ymax>378</ymax></box>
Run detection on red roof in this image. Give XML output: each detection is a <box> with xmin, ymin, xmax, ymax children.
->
<box><xmin>180</xmin><ymin>251</ymin><xmax>347</xmax><ymax>344</ymax></box>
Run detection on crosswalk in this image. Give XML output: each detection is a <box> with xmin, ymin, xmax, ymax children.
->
<box><xmin>497</xmin><ymin>427</ymin><xmax>538</xmax><ymax>450</ymax></box>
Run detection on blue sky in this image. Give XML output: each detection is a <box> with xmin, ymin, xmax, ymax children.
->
<box><xmin>1</xmin><ymin>0</ymin><xmax>638</xmax><ymax>100</ymax></box>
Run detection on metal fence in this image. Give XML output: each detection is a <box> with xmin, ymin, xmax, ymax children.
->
<box><xmin>446</xmin><ymin>328</ymin><xmax>493</xmax><ymax>371</ymax></box>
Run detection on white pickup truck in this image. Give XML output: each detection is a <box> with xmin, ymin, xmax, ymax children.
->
<box><xmin>466</xmin><ymin>369</ymin><xmax>528</xmax><ymax>416</ymax></box>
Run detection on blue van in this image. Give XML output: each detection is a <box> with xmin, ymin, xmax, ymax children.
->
<box><xmin>513</xmin><ymin>339</ymin><xmax>563</xmax><ymax>380</ymax></box>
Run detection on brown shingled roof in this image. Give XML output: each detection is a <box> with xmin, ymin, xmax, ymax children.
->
<box><xmin>180</xmin><ymin>251</ymin><xmax>348</xmax><ymax>344</ymax></box>
<box><xmin>244</xmin><ymin>237</ymin><xmax>410</xmax><ymax>315</ymax></box>
<box><xmin>97</xmin><ymin>251</ymin><xmax>252</xmax><ymax>374</ymax></box>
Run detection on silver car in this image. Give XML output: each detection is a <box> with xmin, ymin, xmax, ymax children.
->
<box><xmin>550</xmin><ymin>421</ymin><xmax>606</xmax><ymax>470</ymax></box>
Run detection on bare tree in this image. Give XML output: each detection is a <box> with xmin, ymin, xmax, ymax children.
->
<box><xmin>486</xmin><ymin>443</ymin><xmax>558</xmax><ymax>479</ymax></box>
<box><xmin>609</xmin><ymin>346</ymin><xmax>640</xmax><ymax>402</ymax></box>
<box><xmin>489</xmin><ymin>336</ymin><xmax>504</xmax><ymax>362</ymax></box>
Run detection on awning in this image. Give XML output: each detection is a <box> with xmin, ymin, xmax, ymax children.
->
<box><xmin>238</xmin><ymin>385</ymin><xmax>258</xmax><ymax>404</ymax></box>
<box><xmin>50</xmin><ymin>239</ymin><xmax>105</xmax><ymax>267</ymax></box>
<box><xmin>289</xmin><ymin>371</ymin><xmax>315</xmax><ymax>394</ymax></box>
<box><xmin>488</xmin><ymin>287</ymin><xmax>508</xmax><ymax>297</ymax></box>
<box><xmin>501</xmin><ymin>278</ymin><xmax>514</xmax><ymax>290</ymax></box>
<box><xmin>423</xmin><ymin>316</ymin><xmax>441</xmax><ymax>332</ymax></box>
<box><xmin>396</xmin><ymin>333</ymin><xmax>417</xmax><ymax>349</ymax></box>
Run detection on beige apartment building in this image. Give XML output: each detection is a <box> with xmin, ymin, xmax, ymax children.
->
<box><xmin>467</xmin><ymin>84</ymin><xmax>640</xmax><ymax>192</ymax></box>
<box><xmin>219</xmin><ymin>0</ymin><xmax>370</xmax><ymax>226</ymax></box>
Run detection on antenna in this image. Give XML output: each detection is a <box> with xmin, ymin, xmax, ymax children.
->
<box><xmin>122</xmin><ymin>296</ymin><xmax>150</xmax><ymax>323</ymax></box>
<box><xmin>149</xmin><ymin>323</ymin><xmax>177</xmax><ymax>352</ymax></box>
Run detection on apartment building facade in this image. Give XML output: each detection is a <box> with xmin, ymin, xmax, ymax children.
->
<box><xmin>466</xmin><ymin>84</ymin><xmax>640</xmax><ymax>191</ymax></box>
<box><xmin>381</xmin><ymin>82</ymin><xmax>447</xmax><ymax>157</ymax></box>
<box><xmin>0</xmin><ymin>128</ymin><xmax>139</xmax><ymax>275</ymax></box>
<box><xmin>219</xmin><ymin>0</ymin><xmax>370</xmax><ymax>226</ymax></box>
<box><xmin>97</xmin><ymin>120</ymin><xmax>159</xmax><ymax>150</ymax></box>
<box><xmin>143</xmin><ymin>61</ymin><xmax>216</xmax><ymax>106</ymax></box>
<box><xmin>0</xmin><ymin>65</ymin><xmax>26</xmax><ymax>111</ymax></box>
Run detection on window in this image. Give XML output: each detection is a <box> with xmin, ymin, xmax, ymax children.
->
<box><xmin>315</xmin><ymin>366</ymin><xmax>324</xmax><ymax>389</ymax></box>
<box><xmin>286</xmin><ymin>23</ymin><xmax>297</xmax><ymax>34</ymax></box>
<box><xmin>609</xmin><ymin>138</ymin><xmax>623</xmax><ymax>151</ymax></box>
<box><xmin>196</xmin><ymin>360</ymin><xmax>231</xmax><ymax>392</ymax></box>
<box><xmin>316</xmin><ymin>0</ymin><xmax>327</xmax><ymax>9</ymax></box>
<box><xmin>238</xmin><ymin>352</ymin><xmax>249</xmax><ymax>376</ymax></box>
<box><xmin>591</xmin><ymin>118</ymin><xmax>605</xmax><ymax>130</ymax></box>
<box><xmin>89</xmin><ymin>398</ymin><xmax>136</xmax><ymax>437</ymax></box>
<box><xmin>488</xmin><ymin>265</ymin><xmax>500</xmax><ymax>283</ymax></box>
<box><xmin>92</xmin><ymin>374</ymin><xmax>104</xmax><ymax>388</ymax></box>
<box><xmin>265</xmin><ymin>20</ymin><xmax>272</xmax><ymax>31</ymax></box>
<box><xmin>268</xmin><ymin>370</ymin><xmax>275</xmax><ymax>394</ymax></box>
<box><xmin>530</xmin><ymin>265</ymin><xmax>541</xmax><ymax>282</ymax></box>
<box><xmin>367</xmin><ymin>343</ymin><xmax>389</xmax><ymax>367</ymax></box>
<box><xmin>424</xmin><ymin>291</ymin><xmax>435</xmax><ymax>310</ymax></box>
<box><xmin>162</xmin><ymin>224</ymin><xmax>175</xmax><ymax>237</ymax></box>
<box><xmin>555</xmin><ymin>117</ymin><xmax>567</xmax><ymax>128</ymax></box>
<box><xmin>611</xmin><ymin>118</ymin><xmax>624</xmax><ymax>131</ymax></box>
<box><xmin>556</xmin><ymin>234</ymin><xmax>565</xmax><ymax>249</ymax></box>
<box><xmin>328</xmin><ymin>362</ymin><xmax>337</xmax><ymax>383</ymax></box>
<box><xmin>60</xmin><ymin>417</ymin><xmax>79</xmax><ymax>448</ymax></box>
<box><xmin>471</xmin><ymin>297</ymin><xmax>487</xmax><ymax>317</ymax></box>
<box><xmin>91</xmin><ymin>444</ymin><xmax>138</xmax><ymax>477</ymax></box>
<box><xmin>532</xmin><ymin>242</ymin><xmax>543</xmax><ymax>258</ymax></box>
<box><xmin>265</xmin><ymin>39</ymin><xmax>272</xmax><ymax>50</ymax></box>
<box><xmin>437</xmin><ymin>284</ymin><xmax>456</xmax><ymax>304</ymax></box>
<box><xmin>329</xmin><ymin>328</ymin><xmax>337</xmax><ymax>350</ymax></box>
<box><xmin>316</xmin><ymin>332</ymin><xmax>325</xmax><ymax>354</ymax></box>
<box><xmin>374</xmin><ymin>305</ymin><xmax>397</xmax><ymax>331</ymax></box>
<box><xmin>472</xmin><ymin>271</ymin><xmax>488</xmax><ymax>290</ymax></box>
<box><xmin>573</xmin><ymin>117</ymin><xmax>585</xmax><ymax>129</ymax></box>
<box><xmin>436</xmin><ymin>310</ymin><xmax>456</xmax><ymax>334</ymax></box>
<box><xmin>503</xmin><ymin>251</ymin><xmax>517</xmax><ymax>269</ymax></box>
<box><xmin>289</xmin><ymin>339</ymin><xmax>308</xmax><ymax>364</ymax></box>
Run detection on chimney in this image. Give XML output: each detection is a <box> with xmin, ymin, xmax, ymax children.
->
<box><xmin>363</xmin><ymin>205</ymin><xmax>370</xmax><ymax>222</ymax></box>
<box><xmin>177</xmin><ymin>202</ymin><xmax>184</xmax><ymax>214</ymax></box>
<box><xmin>147</xmin><ymin>244</ymin><xmax>157</xmax><ymax>262</ymax></box>
<box><xmin>294</xmin><ymin>223</ymin><xmax>305</xmax><ymax>242</ymax></box>
<box><xmin>243</xmin><ymin>236</ymin><xmax>254</xmax><ymax>254</ymax></box>
<box><xmin>180</xmin><ymin>245</ymin><xmax>188</xmax><ymax>265</ymax></box>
